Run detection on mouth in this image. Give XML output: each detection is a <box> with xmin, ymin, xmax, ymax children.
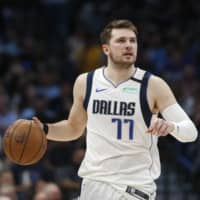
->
<box><xmin>123</xmin><ymin>53</ymin><xmax>134</xmax><ymax>56</ymax></box>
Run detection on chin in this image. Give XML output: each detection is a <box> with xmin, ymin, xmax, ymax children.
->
<box><xmin>122</xmin><ymin>60</ymin><xmax>135</xmax><ymax>65</ymax></box>
<box><xmin>124</xmin><ymin>57</ymin><xmax>135</xmax><ymax>63</ymax></box>
<box><xmin>116</xmin><ymin>62</ymin><xmax>134</xmax><ymax>68</ymax></box>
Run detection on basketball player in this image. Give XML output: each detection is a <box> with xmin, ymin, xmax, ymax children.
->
<box><xmin>33</xmin><ymin>20</ymin><xmax>198</xmax><ymax>200</ymax></box>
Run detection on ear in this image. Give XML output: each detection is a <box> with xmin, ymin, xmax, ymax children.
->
<box><xmin>102</xmin><ymin>44</ymin><xmax>109</xmax><ymax>56</ymax></box>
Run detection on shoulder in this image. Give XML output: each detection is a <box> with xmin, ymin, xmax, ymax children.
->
<box><xmin>73</xmin><ymin>71</ymin><xmax>95</xmax><ymax>100</ymax></box>
<box><xmin>148</xmin><ymin>74</ymin><xmax>177</xmax><ymax>111</ymax></box>
<box><xmin>75</xmin><ymin>73</ymin><xmax>88</xmax><ymax>84</ymax></box>
<box><xmin>75</xmin><ymin>70</ymin><xmax>96</xmax><ymax>83</ymax></box>
<box><xmin>149</xmin><ymin>74</ymin><xmax>166</xmax><ymax>87</ymax></box>
<box><xmin>73</xmin><ymin>73</ymin><xmax>87</xmax><ymax>100</ymax></box>
<box><xmin>148</xmin><ymin>75</ymin><xmax>172</xmax><ymax>92</ymax></box>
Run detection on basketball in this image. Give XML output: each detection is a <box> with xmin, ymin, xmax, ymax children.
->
<box><xmin>2</xmin><ymin>119</ymin><xmax>47</xmax><ymax>165</ymax></box>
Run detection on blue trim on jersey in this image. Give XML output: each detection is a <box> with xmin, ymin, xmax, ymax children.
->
<box><xmin>83</xmin><ymin>71</ymin><xmax>94</xmax><ymax>110</ymax></box>
<box><xmin>140</xmin><ymin>72</ymin><xmax>152</xmax><ymax>127</ymax></box>
<box><xmin>130</xmin><ymin>77</ymin><xmax>142</xmax><ymax>83</ymax></box>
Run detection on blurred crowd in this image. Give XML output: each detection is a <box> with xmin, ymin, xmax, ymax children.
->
<box><xmin>0</xmin><ymin>0</ymin><xmax>200</xmax><ymax>199</ymax></box>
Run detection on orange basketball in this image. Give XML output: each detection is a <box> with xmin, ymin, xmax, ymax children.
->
<box><xmin>2</xmin><ymin>119</ymin><xmax>47</xmax><ymax>165</ymax></box>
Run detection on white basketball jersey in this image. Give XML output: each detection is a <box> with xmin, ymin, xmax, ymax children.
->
<box><xmin>78</xmin><ymin>67</ymin><xmax>161</xmax><ymax>193</ymax></box>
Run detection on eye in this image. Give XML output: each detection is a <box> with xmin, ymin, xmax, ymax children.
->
<box><xmin>117</xmin><ymin>38</ymin><xmax>126</xmax><ymax>43</ymax></box>
<box><xmin>130</xmin><ymin>38</ymin><xmax>137</xmax><ymax>43</ymax></box>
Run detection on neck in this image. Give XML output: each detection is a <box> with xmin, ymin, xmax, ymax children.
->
<box><xmin>104</xmin><ymin>64</ymin><xmax>136</xmax><ymax>85</ymax></box>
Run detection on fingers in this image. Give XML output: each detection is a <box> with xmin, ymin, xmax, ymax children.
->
<box><xmin>32</xmin><ymin>117</ymin><xmax>41</xmax><ymax>124</ymax></box>
<box><xmin>32</xmin><ymin>116</ymin><xmax>39</xmax><ymax>121</ymax></box>
<box><xmin>32</xmin><ymin>117</ymin><xmax>43</xmax><ymax>129</ymax></box>
<box><xmin>158</xmin><ymin>123</ymin><xmax>168</xmax><ymax>136</ymax></box>
<box><xmin>147</xmin><ymin>116</ymin><xmax>170</xmax><ymax>136</ymax></box>
<box><xmin>147</xmin><ymin>114</ymin><xmax>157</xmax><ymax>133</ymax></box>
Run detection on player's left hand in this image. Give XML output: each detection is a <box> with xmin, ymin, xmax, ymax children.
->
<box><xmin>147</xmin><ymin>115</ymin><xmax>175</xmax><ymax>136</ymax></box>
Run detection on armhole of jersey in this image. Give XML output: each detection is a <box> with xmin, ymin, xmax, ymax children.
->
<box><xmin>140</xmin><ymin>71</ymin><xmax>153</xmax><ymax>127</ymax></box>
<box><xmin>83</xmin><ymin>71</ymin><xmax>94</xmax><ymax>111</ymax></box>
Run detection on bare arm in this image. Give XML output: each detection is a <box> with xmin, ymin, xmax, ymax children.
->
<box><xmin>148</xmin><ymin>76</ymin><xmax>177</xmax><ymax>113</ymax></box>
<box><xmin>146</xmin><ymin>76</ymin><xmax>176</xmax><ymax>134</ymax></box>
<box><xmin>33</xmin><ymin>74</ymin><xmax>87</xmax><ymax>142</ymax></box>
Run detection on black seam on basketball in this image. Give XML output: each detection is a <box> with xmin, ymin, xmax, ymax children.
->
<box><xmin>9</xmin><ymin>120</ymin><xmax>25</xmax><ymax>163</ymax></box>
<box><xmin>25</xmin><ymin>125</ymin><xmax>46</xmax><ymax>164</ymax></box>
<box><xmin>18</xmin><ymin>120</ymin><xmax>32</xmax><ymax>163</ymax></box>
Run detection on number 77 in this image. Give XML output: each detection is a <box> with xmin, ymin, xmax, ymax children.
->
<box><xmin>112</xmin><ymin>118</ymin><xmax>134</xmax><ymax>140</ymax></box>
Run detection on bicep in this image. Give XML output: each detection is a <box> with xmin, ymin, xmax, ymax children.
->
<box><xmin>150</xmin><ymin>76</ymin><xmax>177</xmax><ymax>112</ymax></box>
<box><xmin>68</xmin><ymin>74</ymin><xmax>87</xmax><ymax>132</ymax></box>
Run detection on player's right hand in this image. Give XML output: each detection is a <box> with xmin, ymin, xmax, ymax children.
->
<box><xmin>32</xmin><ymin>117</ymin><xmax>43</xmax><ymax>130</ymax></box>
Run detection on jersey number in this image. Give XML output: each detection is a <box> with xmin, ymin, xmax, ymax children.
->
<box><xmin>111</xmin><ymin>118</ymin><xmax>134</xmax><ymax>140</ymax></box>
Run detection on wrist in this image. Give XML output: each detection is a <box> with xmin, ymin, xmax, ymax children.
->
<box><xmin>43</xmin><ymin>123</ymin><xmax>49</xmax><ymax>135</ymax></box>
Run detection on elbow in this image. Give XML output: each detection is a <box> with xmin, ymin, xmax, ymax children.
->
<box><xmin>190</xmin><ymin>128</ymin><xmax>198</xmax><ymax>142</ymax></box>
<box><xmin>170</xmin><ymin>121</ymin><xmax>198</xmax><ymax>143</ymax></box>
<box><xmin>179</xmin><ymin>135</ymin><xmax>197</xmax><ymax>143</ymax></box>
<box><xmin>70</xmin><ymin>121</ymin><xmax>85</xmax><ymax>140</ymax></box>
<box><xmin>73</xmin><ymin>130</ymin><xmax>85</xmax><ymax>140</ymax></box>
<box><xmin>188</xmin><ymin>124</ymin><xmax>198</xmax><ymax>142</ymax></box>
<box><xmin>178</xmin><ymin>127</ymin><xmax>198</xmax><ymax>143</ymax></box>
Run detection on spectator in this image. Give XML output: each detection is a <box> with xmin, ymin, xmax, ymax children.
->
<box><xmin>42</xmin><ymin>182</ymin><xmax>62</xmax><ymax>200</ymax></box>
<box><xmin>0</xmin><ymin>169</ymin><xmax>17</xmax><ymax>200</ymax></box>
<box><xmin>33</xmin><ymin>192</ymin><xmax>47</xmax><ymax>200</ymax></box>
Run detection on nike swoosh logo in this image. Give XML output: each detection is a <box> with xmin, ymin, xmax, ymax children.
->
<box><xmin>96</xmin><ymin>88</ymin><xmax>107</xmax><ymax>92</ymax></box>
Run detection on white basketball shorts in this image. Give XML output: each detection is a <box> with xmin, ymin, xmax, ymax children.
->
<box><xmin>79</xmin><ymin>179</ymin><xmax>156</xmax><ymax>200</ymax></box>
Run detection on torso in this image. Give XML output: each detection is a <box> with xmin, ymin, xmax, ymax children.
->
<box><xmin>78</xmin><ymin>67</ymin><xmax>160</xmax><ymax>193</ymax></box>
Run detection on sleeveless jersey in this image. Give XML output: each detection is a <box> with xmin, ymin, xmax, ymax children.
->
<box><xmin>78</xmin><ymin>67</ymin><xmax>161</xmax><ymax>193</ymax></box>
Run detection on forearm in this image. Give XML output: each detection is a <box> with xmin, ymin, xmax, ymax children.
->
<box><xmin>46</xmin><ymin>120</ymin><xmax>84</xmax><ymax>142</ymax></box>
<box><xmin>170</xmin><ymin>120</ymin><xmax>198</xmax><ymax>142</ymax></box>
<box><xmin>162</xmin><ymin>103</ymin><xmax>198</xmax><ymax>143</ymax></box>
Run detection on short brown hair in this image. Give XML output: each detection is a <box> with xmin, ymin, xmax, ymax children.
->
<box><xmin>100</xmin><ymin>19</ymin><xmax>138</xmax><ymax>44</ymax></box>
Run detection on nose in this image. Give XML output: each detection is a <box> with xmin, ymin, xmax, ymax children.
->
<box><xmin>125</xmin><ymin>41</ymin><xmax>133</xmax><ymax>49</ymax></box>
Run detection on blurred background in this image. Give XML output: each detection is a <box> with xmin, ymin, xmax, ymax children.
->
<box><xmin>0</xmin><ymin>0</ymin><xmax>199</xmax><ymax>199</ymax></box>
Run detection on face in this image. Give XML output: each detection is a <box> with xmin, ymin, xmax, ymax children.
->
<box><xmin>102</xmin><ymin>28</ymin><xmax>138</xmax><ymax>68</ymax></box>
